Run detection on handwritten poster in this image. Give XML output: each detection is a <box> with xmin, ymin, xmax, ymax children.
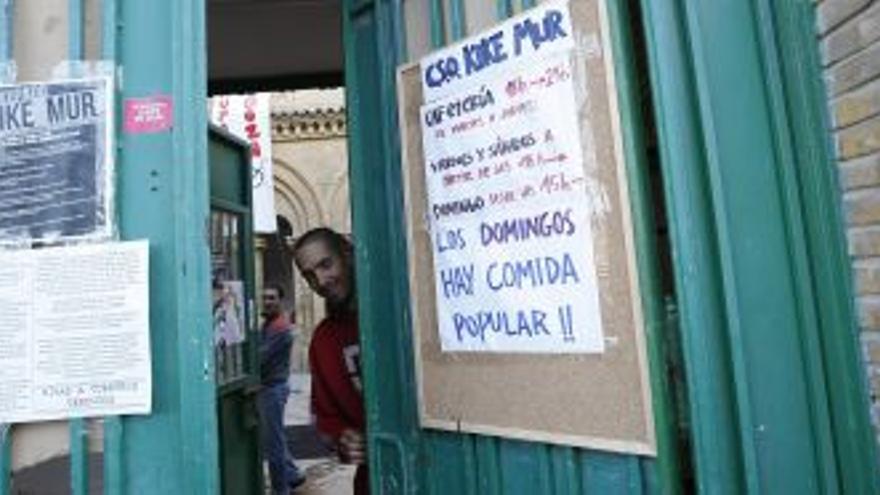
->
<box><xmin>420</xmin><ymin>0</ymin><xmax>604</xmax><ymax>353</ymax></box>
<box><xmin>0</xmin><ymin>78</ymin><xmax>113</xmax><ymax>243</ymax></box>
<box><xmin>210</xmin><ymin>93</ymin><xmax>277</xmax><ymax>233</ymax></box>
<box><xmin>0</xmin><ymin>241</ymin><xmax>151</xmax><ymax>423</ymax></box>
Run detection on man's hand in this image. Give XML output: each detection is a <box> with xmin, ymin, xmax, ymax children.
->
<box><xmin>338</xmin><ymin>429</ymin><xmax>366</xmax><ymax>465</ymax></box>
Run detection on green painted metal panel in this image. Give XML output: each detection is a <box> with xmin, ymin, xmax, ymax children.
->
<box><xmin>640</xmin><ymin>0</ymin><xmax>879</xmax><ymax>492</ymax></box>
<box><xmin>209</xmin><ymin>132</ymin><xmax>251</xmax><ymax>206</ymax></box>
<box><xmin>638</xmin><ymin>0</ymin><xmax>744</xmax><ymax>491</ymax></box>
<box><xmin>103</xmin><ymin>417</ymin><xmax>123</xmax><ymax>495</ymax></box>
<box><xmin>347</xmin><ymin>0</ymin><xmax>879</xmax><ymax>492</ymax></box>
<box><xmin>608</xmin><ymin>0</ymin><xmax>683</xmax><ymax>492</ymax></box>
<box><xmin>68</xmin><ymin>6</ymin><xmax>88</xmax><ymax>493</ymax></box>
<box><xmin>68</xmin><ymin>0</ymin><xmax>84</xmax><ymax>59</ymax></box>
<box><xmin>0</xmin><ymin>0</ymin><xmax>11</xmax><ymax>62</ymax></box>
<box><xmin>423</xmin><ymin>432</ymin><xmax>474</xmax><ymax>495</ymax></box>
<box><xmin>217</xmin><ymin>392</ymin><xmax>261</xmax><ymax>494</ymax></box>
<box><xmin>474</xmin><ymin>436</ymin><xmax>502</xmax><ymax>495</ymax></box>
<box><xmin>344</xmin><ymin>0</ymin><xmax>424</xmax><ymax>493</ymax></box>
<box><xmin>0</xmin><ymin>426</ymin><xmax>9</xmax><ymax>495</ymax></box>
<box><xmin>548</xmin><ymin>445</ymin><xmax>580</xmax><ymax>494</ymax></box>
<box><xmin>116</xmin><ymin>0</ymin><xmax>217</xmax><ymax>493</ymax></box>
<box><xmin>209</xmin><ymin>127</ymin><xmax>262</xmax><ymax>495</ymax></box>
<box><xmin>429</xmin><ymin>0</ymin><xmax>446</xmax><ymax>49</ymax></box>
<box><xmin>100</xmin><ymin>4</ymin><xmax>123</xmax><ymax>493</ymax></box>
<box><xmin>497</xmin><ymin>440</ymin><xmax>554</xmax><ymax>494</ymax></box>
<box><xmin>495</xmin><ymin>0</ymin><xmax>512</xmax><ymax>22</ymax></box>
<box><xmin>679</xmin><ymin>0</ymin><xmax>850</xmax><ymax>491</ymax></box>
<box><xmin>102</xmin><ymin>0</ymin><xmax>117</xmax><ymax>60</ymax></box>
<box><xmin>70</xmin><ymin>419</ymin><xmax>88</xmax><ymax>495</ymax></box>
<box><xmin>346</xmin><ymin>0</ymin><xmax>680</xmax><ymax>493</ymax></box>
<box><xmin>771</xmin><ymin>0</ymin><xmax>880</xmax><ymax>491</ymax></box>
<box><xmin>749</xmin><ymin>1</ymin><xmax>840</xmax><ymax>490</ymax></box>
<box><xmin>448</xmin><ymin>0</ymin><xmax>465</xmax><ymax>41</ymax></box>
<box><xmin>686</xmin><ymin>2</ymin><xmax>823</xmax><ymax>488</ymax></box>
<box><xmin>581</xmin><ymin>451</ymin><xmax>643</xmax><ymax>494</ymax></box>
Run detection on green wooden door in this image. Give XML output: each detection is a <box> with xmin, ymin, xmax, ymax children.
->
<box><xmin>343</xmin><ymin>0</ymin><xmax>880</xmax><ymax>494</ymax></box>
<box><xmin>640</xmin><ymin>0</ymin><xmax>880</xmax><ymax>491</ymax></box>
<box><xmin>343</xmin><ymin>0</ymin><xmax>680</xmax><ymax>491</ymax></box>
<box><xmin>209</xmin><ymin>127</ymin><xmax>263</xmax><ymax>495</ymax></box>
<box><xmin>108</xmin><ymin>1</ymin><xmax>220</xmax><ymax>493</ymax></box>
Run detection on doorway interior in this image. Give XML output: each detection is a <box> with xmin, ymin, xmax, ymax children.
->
<box><xmin>207</xmin><ymin>1</ymin><xmax>352</xmax><ymax>493</ymax></box>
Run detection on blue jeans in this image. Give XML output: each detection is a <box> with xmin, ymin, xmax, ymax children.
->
<box><xmin>258</xmin><ymin>382</ymin><xmax>302</xmax><ymax>495</ymax></box>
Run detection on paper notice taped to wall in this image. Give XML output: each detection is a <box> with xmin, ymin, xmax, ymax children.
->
<box><xmin>0</xmin><ymin>241</ymin><xmax>152</xmax><ymax>423</ymax></box>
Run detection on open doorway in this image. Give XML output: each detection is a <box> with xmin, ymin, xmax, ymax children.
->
<box><xmin>206</xmin><ymin>1</ymin><xmax>358</xmax><ymax>494</ymax></box>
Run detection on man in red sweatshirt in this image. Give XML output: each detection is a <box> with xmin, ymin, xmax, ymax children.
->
<box><xmin>293</xmin><ymin>228</ymin><xmax>368</xmax><ymax>495</ymax></box>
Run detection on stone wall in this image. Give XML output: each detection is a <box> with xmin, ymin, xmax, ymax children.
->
<box><xmin>267</xmin><ymin>89</ymin><xmax>350</xmax><ymax>373</ymax></box>
<box><xmin>817</xmin><ymin>0</ymin><xmax>880</xmax><ymax>443</ymax></box>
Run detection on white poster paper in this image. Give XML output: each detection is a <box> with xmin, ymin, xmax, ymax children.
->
<box><xmin>0</xmin><ymin>241</ymin><xmax>151</xmax><ymax>423</ymax></box>
<box><xmin>210</xmin><ymin>93</ymin><xmax>277</xmax><ymax>233</ymax></box>
<box><xmin>420</xmin><ymin>0</ymin><xmax>574</xmax><ymax>103</ymax></box>
<box><xmin>420</xmin><ymin>47</ymin><xmax>604</xmax><ymax>353</ymax></box>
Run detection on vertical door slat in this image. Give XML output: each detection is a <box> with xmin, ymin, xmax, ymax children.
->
<box><xmin>448</xmin><ymin>0</ymin><xmax>466</xmax><ymax>41</ymax></box>
<box><xmin>495</xmin><ymin>0</ymin><xmax>512</xmax><ymax>22</ymax></box>
<box><xmin>103</xmin><ymin>417</ymin><xmax>123</xmax><ymax>495</ymax></box>
<box><xmin>0</xmin><ymin>0</ymin><xmax>12</xmax><ymax>62</ymax></box>
<box><xmin>429</xmin><ymin>0</ymin><xmax>445</xmax><ymax>48</ymax></box>
<box><xmin>69</xmin><ymin>0</ymin><xmax>84</xmax><ymax>59</ymax></box>
<box><xmin>70</xmin><ymin>418</ymin><xmax>89</xmax><ymax>495</ymax></box>
<box><xmin>101</xmin><ymin>0</ymin><xmax>116</xmax><ymax>60</ymax></box>
<box><xmin>0</xmin><ymin>424</ymin><xmax>10</xmax><ymax>495</ymax></box>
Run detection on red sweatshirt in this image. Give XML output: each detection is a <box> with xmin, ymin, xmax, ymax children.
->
<box><xmin>309</xmin><ymin>312</ymin><xmax>369</xmax><ymax>495</ymax></box>
<box><xmin>309</xmin><ymin>312</ymin><xmax>364</xmax><ymax>440</ymax></box>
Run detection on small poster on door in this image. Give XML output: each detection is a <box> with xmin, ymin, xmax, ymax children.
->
<box><xmin>213</xmin><ymin>280</ymin><xmax>246</xmax><ymax>347</ymax></box>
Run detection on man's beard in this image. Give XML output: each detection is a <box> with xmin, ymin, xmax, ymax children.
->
<box><xmin>325</xmin><ymin>292</ymin><xmax>353</xmax><ymax>315</ymax></box>
<box><xmin>325</xmin><ymin>274</ymin><xmax>356</xmax><ymax>315</ymax></box>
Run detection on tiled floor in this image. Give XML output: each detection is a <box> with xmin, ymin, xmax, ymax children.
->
<box><xmin>281</xmin><ymin>373</ymin><xmax>357</xmax><ymax>495</ymax></box>
<box><xmin>285</xmin><ymin>373</ymin><xmax>312</xmax><ymax>427</ymax></box>
<box><xmin>292</xmin><ymin>459</ymin><xmax>357</xmax><ymax>495</ymax></box>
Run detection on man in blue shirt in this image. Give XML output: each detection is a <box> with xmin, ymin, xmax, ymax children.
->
<box><xmin>259</xmin><ymin>284</ymin><xmax>305</xmax><ymax>494</ymax></box>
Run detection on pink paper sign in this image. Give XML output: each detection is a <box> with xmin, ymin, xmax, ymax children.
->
<box><xmin>124</xmin><ymin>95</ymin><xmax>174</xmax><ymax>134</ymax></box>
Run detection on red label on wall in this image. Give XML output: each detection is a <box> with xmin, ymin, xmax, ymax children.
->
<box><xmin>124</xmin><ymin>95</ymin><xmax>174</xmax><ymax>134</ymax></box>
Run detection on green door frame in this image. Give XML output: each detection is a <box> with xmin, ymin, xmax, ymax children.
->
<box><xmin>343</xmin><ymin>0</ymin><xmax>682</xmax><ymax>492</ymax></box>
<box><xmin>115</xmin><ymin>1</ymin><xmax>218</xmax><ymax>493</ymax></box>
<box><xmin>344</xmin><ymin>0</ymin><xmax>880</xmax><ymax>494</ymax></box>
<box><xmin>107</xmin><ymin>0</ymin><xmax>880</xmax><ymax>491</ymax></box>
<box><xmin>0</xmin><ymin>0</ymin><xmax>873</xmax><ymax>493</ymax></box>
<box><xmin>12</xmin><ymin>0</ymin><xmax>867</xmax><ymax>493</ymax></box>
<box><xmin>640</xmin><ymin>0</ymin><xmax>880</xmax><ymax>492</ymax></box>
<box><xmin>209</xmin><ymin>127</ymin><xmax>262</xmax><ymax>495</ymax></box>
<box><xmin>0</xmin><ymin>1</ymin><xmax>218</xmax><ymax>493</ymax></box>
<box><xmin>343</xmin><ymin>0</ymin><xmax>424</xmax><ymax>492</ymax></box>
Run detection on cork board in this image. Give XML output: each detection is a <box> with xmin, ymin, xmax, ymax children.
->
<box><xmin>398</xmin><ymin>0</ymin><xmax>656</xmax><ymax>455</ymax></box>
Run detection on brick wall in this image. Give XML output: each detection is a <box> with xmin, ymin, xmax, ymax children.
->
<box><xmin>817</xmin><ymin>0</ymin><xmax>880</xmax><ymax>443</ymax></box>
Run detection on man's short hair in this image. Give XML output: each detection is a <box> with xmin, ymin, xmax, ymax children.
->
<box><xmin>293</xmin><ymin>227</ymin><xmax>352</xmax><ymax>258</ymax></box>
<box><xmin>263</xmin><ymin>283</ymin><xmax>285</xmax><ymax>299</ymax></box>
